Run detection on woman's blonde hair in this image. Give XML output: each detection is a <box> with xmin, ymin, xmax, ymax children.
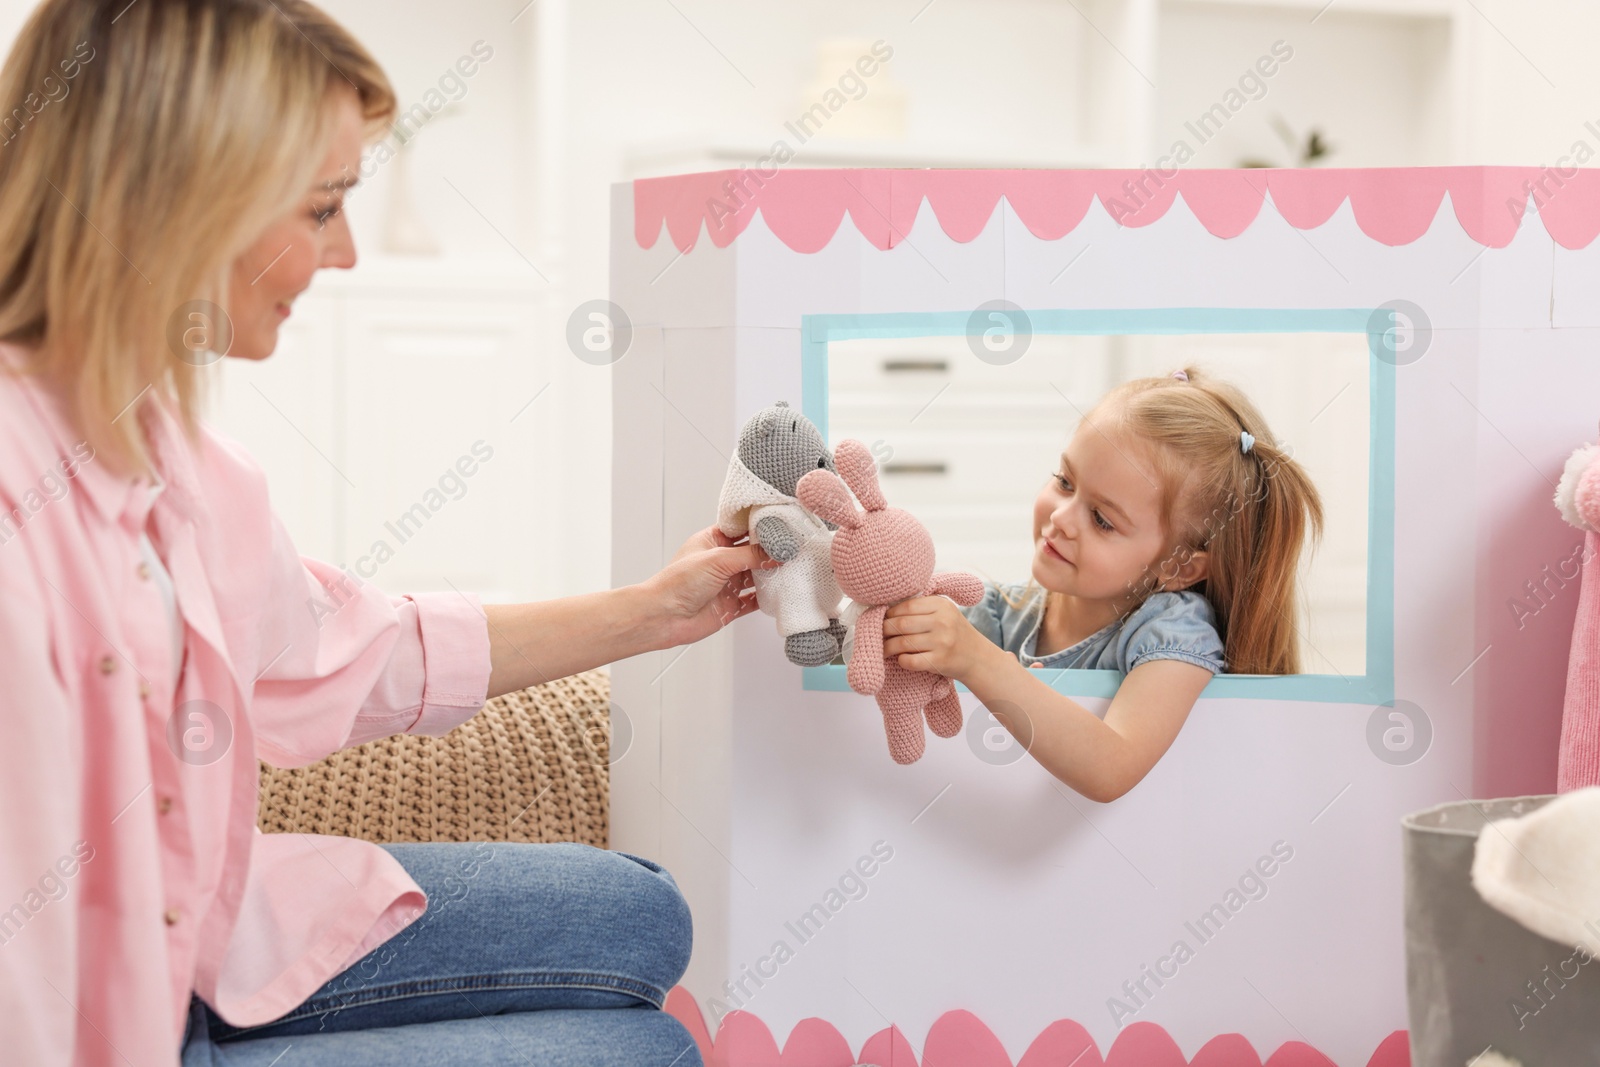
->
<box><xmin>1011</xmin><ymin>365</ymin><xmax>1325</xmax><ymax>675</ymax></box>
<box><xmin>0</xmin><ymin>0</ymin><xmax>396</xmax><ymax>479</ymax></box>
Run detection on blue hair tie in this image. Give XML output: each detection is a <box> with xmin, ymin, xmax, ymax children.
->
<box><xmin>1240</xmin><ymin>430</ymin><xmax>1255</xmax><ymax>455</ymax></box>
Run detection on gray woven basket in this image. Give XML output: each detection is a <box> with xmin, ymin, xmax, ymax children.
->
<box><xmin>1403</xmin><ymin>794</ymin><xmax>1600</xmax><ymax>1067</ymax></box>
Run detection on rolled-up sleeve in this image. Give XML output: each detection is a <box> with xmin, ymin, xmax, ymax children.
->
<box><xmin>250</xmin><ymin>508</ymin><xmax>492</xmax><ymax>768</ymax></box>
<box><xmin>344</xmin><ymin>588</ymin><xmax>495</xmax><ymax>744</ymax></box>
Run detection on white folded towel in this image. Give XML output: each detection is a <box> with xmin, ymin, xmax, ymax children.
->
<box><xmin>1472</xmin><ymin>1053</ymin><xmax>1525</xmax><ymax>1067</ymax></box>
<box><xmin>1470</xmin><ymin>786</ymin><xmax>1600</xmax><ymax>957</ymax></box>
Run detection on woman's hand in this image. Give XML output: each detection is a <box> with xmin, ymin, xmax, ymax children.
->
<box><xmin>484</xmin><ymin>526</ymin><xmax>778</xmax><ymax>697</ymax></box>
<box><xmin>882</xmin><ymin>595</ymin><xmax>987</xmax><ymax>681</ymax></box>
<box><xmin>645</xmin><ymin>525</ymin><xmax>780</xmax><ymax>648</ymax></box>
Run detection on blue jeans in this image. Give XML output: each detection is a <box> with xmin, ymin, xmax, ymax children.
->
<box><xmin>179</xmin><ymin>841</ymin><xmax>704</xmax><ymax>1066</ymax></box>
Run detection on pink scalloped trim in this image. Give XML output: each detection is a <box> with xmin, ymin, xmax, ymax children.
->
<box><xmin>634</xmin><ymin>167</ymin><xmax>1600</xmax><ymax>254</ymax></box>
<box><xmin>664</xmin><ymin>987</ymin><xmax>1411</xmax><ymax>1067</ymax></box>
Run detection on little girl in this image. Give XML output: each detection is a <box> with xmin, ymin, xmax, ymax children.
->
<box><xmin>882</xmin><ymin>365</ymin><xmax>1325</xmax><ymax>802</ymax></box>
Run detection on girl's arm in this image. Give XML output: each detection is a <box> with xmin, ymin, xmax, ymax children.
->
<box><xmin>961</xmin><ymin>645</ymin><xmax>1212</xmax><ymax>803</ymax></box>
<box><xmin>882</xmin><ymin>595</ymin><xmax>1212</xmax><ymax>802</ymax></box>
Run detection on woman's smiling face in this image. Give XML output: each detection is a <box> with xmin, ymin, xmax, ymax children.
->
<box><xmin>224</xmin><ymin>88</ymin><xmax>363</xmax><ymax>361</ymax></box>
<box><xmin>1032</xmin><ymin>419</ymin><xmax>1207</xmax><ymax>603</ymax></box>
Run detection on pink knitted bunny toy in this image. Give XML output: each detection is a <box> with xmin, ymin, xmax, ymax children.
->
<box><xmin>797</xmin><ymin>439</ymin><xmax>986</xmax><ymax>764</ymax></box>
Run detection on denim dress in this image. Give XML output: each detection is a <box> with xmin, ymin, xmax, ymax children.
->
<box><xmin>960</xmin><ymin>580</ymin><xmax>1228</xmax><ymax>674</ymax></box>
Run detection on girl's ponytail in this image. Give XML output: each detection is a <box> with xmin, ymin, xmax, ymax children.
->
<box><xmin>1202</xmin><ymin>432</ymin><xmax>1325</xmax><ymax>674</ymax></box>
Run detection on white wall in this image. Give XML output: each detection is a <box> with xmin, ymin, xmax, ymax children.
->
<box><xmin>1152</xmin><ymin>5</ymin><xmax>1453</xmax><ymax>167</ymax></box>
<box><xmin>1452</xmin><ymin>0</ymin><xmax>1600</xmax><ymax>164</ymax></box>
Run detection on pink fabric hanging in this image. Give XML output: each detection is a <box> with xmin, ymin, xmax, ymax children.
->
<box><xmin>1556</xmin><ymin>442</ymin><xmax>1600</xmax><ymax>792</ymax></box>
<box><xmin>1559</xmin><ymin>527</ymin><xmax>1600</xmax><ymax>792</ymax></box>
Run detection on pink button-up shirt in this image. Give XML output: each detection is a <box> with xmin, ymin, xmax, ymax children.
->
<box><xmin>0</xmin><ymin>343</ymin><xmax>494</xmax><ymax>1065</ymax></box>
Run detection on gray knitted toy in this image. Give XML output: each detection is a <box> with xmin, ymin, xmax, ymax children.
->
<box><xmin>717</xmin><ymin>402</ymin><xmax>848</xmax><ymax>666</ymax></box>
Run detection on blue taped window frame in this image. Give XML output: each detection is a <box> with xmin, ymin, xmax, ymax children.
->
<box><xmin>798</xmin><ymin>307</ymin><xmax>1396</xmax><ymax>705</ymax></box>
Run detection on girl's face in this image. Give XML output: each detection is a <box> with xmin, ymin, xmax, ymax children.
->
<box><xmin>1032</xmin><ymin>421</ymin><xmax>1208</xmax><ymax>604</ymax></box>
<box><xmin>224</xmin><ymin>89</ymin><xmax>362</xmax><ymax>361</ymax></box>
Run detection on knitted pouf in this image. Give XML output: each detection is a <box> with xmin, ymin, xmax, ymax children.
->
<box><xmin>256</xmin><ymin>669</ymin><xmax>612</xmax><ymax>847</ymax></box>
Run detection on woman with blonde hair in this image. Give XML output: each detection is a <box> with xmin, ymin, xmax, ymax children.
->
<box><xmin>0</xmin><ymin>2</ymin><xmax>758</xmax><ymax>1063</ymax></box>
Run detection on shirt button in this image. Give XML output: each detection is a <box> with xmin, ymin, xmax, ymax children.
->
<box><xmin>98</xmin><ymin>655</ymin><xmax>117</xmax><ymax>675</ymax></box>
<box><xmin>139</xmin><ymin>680</ymin><xmax>151</xmax><ymax>699</ymax></box>
<box><xmin>164</xmin><ymin>907</ymin><xmax>181</xmax><ymax>926</ymax></box>
<box><xmin>137</xmin><ymin>562</ymin><xmax>151</xmax><ymax>580</ymax></box>
<box><xmin>157</xmin><ymin>796</ymin><xmax>173</xmax><ymax>815</ymax></box>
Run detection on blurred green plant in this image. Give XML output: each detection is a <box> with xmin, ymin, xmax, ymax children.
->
<box><xmin>1239</xmin><ymin>115</ymin><xmax>1333</xmax><ymax>168</ymax></box>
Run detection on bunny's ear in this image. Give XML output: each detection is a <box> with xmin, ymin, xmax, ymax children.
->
<box><xmin>797</xmin><ymin>468</ymin><xmax>861</xmax><ymax>530</ymax></box>
<box><xmin>833</xmin><ymin>439</ymin><xmax>886</xmax><ymax>512</ymax></box>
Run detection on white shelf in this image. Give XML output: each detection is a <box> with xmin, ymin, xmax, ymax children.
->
<box><xmin>624</xmin><ymin>135</ymin><xmax>1118</xmax><ymax>179</ymax></box>
<box><xmin>1162</xmin><ymin>0</ymin><xmax>1454</xmax><ymax>19</ymax></box>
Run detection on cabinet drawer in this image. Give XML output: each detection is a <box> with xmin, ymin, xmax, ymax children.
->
<box><xmin>826</xmin><ymin>333</ymin><xmax>1115</xmax><ymax>396</ymax></box>
<box><xmin>829</xmin><ymin>393</ymin><xmax>1076</xmax><ymax>431</ymax></box>
<box><xmin>823</xmin><ymin>424</ymin><xmax>1064</xmax><ymax>508</ymax></box>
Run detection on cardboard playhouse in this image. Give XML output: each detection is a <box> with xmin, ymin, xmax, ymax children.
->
<box><xmin>608</xmin><ymin>166</ymin><xmax>1595</xmax><ymax>1066</ymax></box>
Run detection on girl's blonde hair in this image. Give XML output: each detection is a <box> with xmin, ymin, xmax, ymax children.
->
<box><xmin>1012</xmin><ymin>365</ymin><xmax>1325</xmax><ymax>675</ymax></box>
<box><xmin>0</xmin><ymin>0</ymin><xmax>397</xmax><ymax>479</ymax></box>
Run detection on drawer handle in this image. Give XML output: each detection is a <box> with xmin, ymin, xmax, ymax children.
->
<box><xmin>880</xmin><ymin>462</ymin><xmax>948</xmax><ymax>476</ymax></box>
<box><xmin>882</xmin><ymin>359</ymin><xmax>949</xmax><ymax>373</ymax></box>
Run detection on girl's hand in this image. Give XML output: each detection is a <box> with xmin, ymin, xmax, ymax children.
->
<box><xmin>883</xmin><ymin>595</ymin><xmax>986</xmax><ymax>681</ymax></box>
<box><xmin>647</xmin><ymin>526</ymin><xmax>780</xmax><ymax>647</ymax></box>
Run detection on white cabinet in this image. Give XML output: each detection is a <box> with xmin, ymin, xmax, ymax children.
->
<box><xmin>207</xmin><ymin>259</ymin><xmax>551</xmax><ymax>604</ymax></box>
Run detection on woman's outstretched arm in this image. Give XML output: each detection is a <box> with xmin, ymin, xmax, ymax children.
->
<box><xmin>483</xmin><ymin>526</ymin><xmax>776</xmax><ymax>699</ymax></box>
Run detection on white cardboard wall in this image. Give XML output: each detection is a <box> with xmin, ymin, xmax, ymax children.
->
<box><xmin>609</xmin><ymin>170</ymin><xmax>1580</xmax><ymax>1064</ymax></box>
